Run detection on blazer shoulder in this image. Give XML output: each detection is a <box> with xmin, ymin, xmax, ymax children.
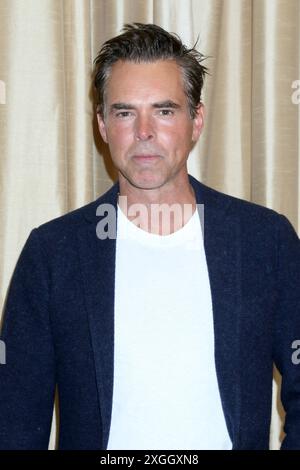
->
<box><xmin>197</xmin><ymin>178</ymin><xmax>284</xmax><ymax>222</ymax></box>
<box><xmin>189</xmin><ymin>175</ymin><xmax>296</xmax><ymax>236</ymax></box>
<box><xmin>35</xmin><ymin>181</ymin><xmax>119</xmax><ymax>238</ymax></box>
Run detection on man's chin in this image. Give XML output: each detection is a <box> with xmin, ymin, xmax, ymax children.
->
<box><xmin>120</xmin><ymin>173</ymin><xmax>166</xmax><ymax>191</ymax></box>
<box><xmin>128</xmin><ymin>179</ymin><xmax>166</xmax><ymax>191</ymax></box>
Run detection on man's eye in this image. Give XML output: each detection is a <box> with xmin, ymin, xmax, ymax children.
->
<box><xmin>116</xmin><ymin>111</ymin><xmax>132</xmax><ymax>118</ymax></box>
<box><xmin>159</xmin><ymin>109</ymin><xmax>174</xmax><ymax>116</ymax></box>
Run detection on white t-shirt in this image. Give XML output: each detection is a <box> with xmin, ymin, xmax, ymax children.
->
<box><xmin>107</xmin><ymin>205</ymin><xmax>232</xmax><ymax>450</ymax></box>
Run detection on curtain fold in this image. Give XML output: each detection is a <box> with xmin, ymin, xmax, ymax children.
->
<box><xmin>1</xmin><ymin>0</ymin><xmax>299</xmax><ymax>450</ymax></box>
<box><xmin>252</xmin><ymin>0</ymin><xmax>300</xmax><ymax>229</ymax></box>
<box><xmin>61</xmin><ymin>0</ymin><xmax>94</xmax><ymax>209</ymax></box>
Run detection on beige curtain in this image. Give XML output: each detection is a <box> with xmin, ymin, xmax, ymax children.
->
<box><xmin>0</xmin><ymin>0</ymin><xmax>299</xmax><ymax>450</ymax></box>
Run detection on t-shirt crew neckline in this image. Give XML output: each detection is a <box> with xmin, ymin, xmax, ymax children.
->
<box><xmin>117</xmin><ymin>203</ymin><xmax>201</xmax><ymax>248</ymax></box>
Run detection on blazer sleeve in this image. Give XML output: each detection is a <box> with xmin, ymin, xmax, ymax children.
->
<box><xmin>0</xmin><ymin>228</ymin><xmax>56</xmax><ymax>449</ymax></box>
<box><xmin>273</xmin><ymin>215</ymin><xmax>300</xmax><ymax>450</ymax></box>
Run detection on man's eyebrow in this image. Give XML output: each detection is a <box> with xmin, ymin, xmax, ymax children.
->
<box><xmin>110</xmin><ymin>103</ymin><xmax>136</xmax><ymax>111</ymax></box>
<box><xmin>152</xmin><ymin>100</ymin><xmax>181</xmax><ymax>109</ymax></box>
<box><xmin>109</xmin><ymin>101</ymin><xmax>181</xmax><ymax>112</ymax></box>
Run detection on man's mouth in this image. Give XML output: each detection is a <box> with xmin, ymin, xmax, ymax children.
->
<box><xmin>132</xmin><ymin>154</ymin><xmax>161</xmax><ymax>163</ymax></box>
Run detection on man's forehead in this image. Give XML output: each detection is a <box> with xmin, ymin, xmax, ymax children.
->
<box><xmin>108</xmin><ymin>58</ymin><xmax>182</xmax><ymax>82</ymax></box>
<box><xmin>106</xmin><ymin>59</ymin><xmax>185</xmax><ymax>97</ymax></box>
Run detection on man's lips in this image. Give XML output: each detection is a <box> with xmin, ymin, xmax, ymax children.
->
<box><xmin>132</xmin><ymin>154</ymin><xmax>161</xmax><ymax>163</ymax></box>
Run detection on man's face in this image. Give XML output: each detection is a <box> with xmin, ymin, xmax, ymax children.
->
<box><xmin>97</xmin><ymin>59</ymin><xmax>204</xmax><ymax>191</ymax></box>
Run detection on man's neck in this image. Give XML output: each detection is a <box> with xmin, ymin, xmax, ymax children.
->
<box><xmin>118</xmin><ymin>175</ymin><xmax>196</xmax><ymax>235</ymax></box>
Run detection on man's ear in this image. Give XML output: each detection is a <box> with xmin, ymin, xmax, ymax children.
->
<box><xmin>97</xmin><ymin>112</ymin><xmax>108</xmax><ymax>143</ymax></box>
<box><xmin>192</xmin><ymin>103</ymin><xmax>205</xmax><ymax>143</ymax></box>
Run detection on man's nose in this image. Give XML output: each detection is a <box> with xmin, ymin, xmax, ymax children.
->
<box><xmin>135</xmin><ymin>114</ymin><xmax>154</xmax><ymax>141</ymax></box>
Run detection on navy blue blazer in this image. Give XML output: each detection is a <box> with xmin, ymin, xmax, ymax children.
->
<box><xmin>1</xmin><ymin>175</ymin><xmax>300</xmax><ymax>450</ymax></box>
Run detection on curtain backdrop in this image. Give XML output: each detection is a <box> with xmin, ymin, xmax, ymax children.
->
<box><xmin>0</xmin><ymin>0</ymin><xmax>299</xmax><ymax>450</ymax></box>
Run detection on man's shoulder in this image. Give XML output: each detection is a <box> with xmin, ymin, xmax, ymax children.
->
<box><xmin>189</xmin><ymin>175</ymin><xmax>299</xmax><ymax>243</ymax></box>
<box><xmin>35</xmin><ymin>180</ymin><xmax>119</xmax><ymax>239</ymax></box>
<box><xmin>190</xmin><ymin>175</ymin><xmax>283</xmax><ymax>222</ymax></box>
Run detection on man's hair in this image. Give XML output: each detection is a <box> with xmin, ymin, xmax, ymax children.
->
<box><xmin>93</xmin><ymin>23</ymin><xmax>209</xmax><ymax>119</ymax></box>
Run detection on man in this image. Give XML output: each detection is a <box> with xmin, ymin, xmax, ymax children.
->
<box><xmin>0</xmin><ymin>23</ymin><xmax>300</xmax><ymax>450</ymax></box>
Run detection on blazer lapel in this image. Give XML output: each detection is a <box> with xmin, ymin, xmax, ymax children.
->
<box><xmin>190</xmin><ymin>175</ymin><xmax>242</xmax><ymax>448</ymax></box>
<box><xmin>76</xmin><ymin>183</ymin><xmax>119</xmax><ymax>449</ymax></box>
